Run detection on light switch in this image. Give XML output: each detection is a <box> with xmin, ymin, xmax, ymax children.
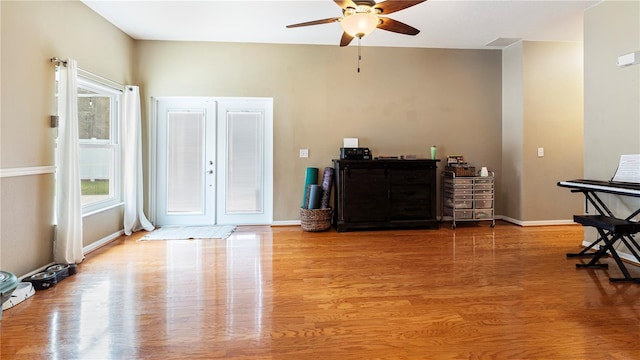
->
<box><xmin>300</xmin><ymin>149</ymin><xmax>309</xmax><ymax>158</ymax></box>
<box><xmin>537</xmin><ymin>147</ymin><xmax>544</xmax><ymax>157</ymax></box>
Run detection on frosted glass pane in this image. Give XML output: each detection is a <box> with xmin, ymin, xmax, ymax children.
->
<box><xmin>226</xmin><ymin>111</ymin><xmax>263</xmax><ymax>213</ymax></box>
<box><xmin>167</xmin><ymin>112</ymin><xmax>204</xmax><ymax>213</ymax></box>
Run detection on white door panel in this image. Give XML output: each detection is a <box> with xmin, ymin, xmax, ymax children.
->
<box><xmin>156</xmin><ymin>99</ymin><xmax>216</xmax><ymax>226</ymax></box>
<box><xmin>216</xmin><ymin>99</ymin><xmax>273</xmax><ymax>225</ymax></box>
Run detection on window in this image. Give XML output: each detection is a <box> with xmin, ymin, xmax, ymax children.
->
<box><xmin>77</xmin><ymin>75</ymin><xmax>122</xmax><ymax>214</ymax></box>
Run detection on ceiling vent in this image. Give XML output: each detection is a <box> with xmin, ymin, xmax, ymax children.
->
<box><xmin>485</xmin><ymin>38</ymin><xmax>521</xmax><ymax>48</ymax></box>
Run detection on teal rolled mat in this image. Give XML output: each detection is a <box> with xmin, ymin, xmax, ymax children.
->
<box><xmin>302</xmin><ymin>167</ymin><xmax>319</xmax><ymax>208</ymax></box>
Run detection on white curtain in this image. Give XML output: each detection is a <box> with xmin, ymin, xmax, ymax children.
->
<box><xmin>55</xmin><ymin>59</ymin><xmax>84</xmax><ymax>265</ymax></box>
<box><xmin>123</xmin><ymin>85</ymin><xmax>154</xmax><ymax>235</ymax></box>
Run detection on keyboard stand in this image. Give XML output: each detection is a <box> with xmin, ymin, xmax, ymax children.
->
<box><xmin>558</xmin><ymin>180</ymin><xmax>640</xmax><ymax>283</ymax></box>
<box><xmin>572</xmin><ymin>215</ymin><xmax>640</xmax><ymax>283</ymax></box>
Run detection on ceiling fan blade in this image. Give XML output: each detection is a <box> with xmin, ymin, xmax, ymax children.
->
<box><xmin>374</xmin><ymin>0</ymin><xmax>426</xmax><ymax>15</ymax></box>
<box><xmin>286</xmin><ymin>17</ymin><xmax>341</xmax><ymax>28</ymax></box>
<box><xmin>334</xmin><ymin>0</ymin><xmax>358</xmax><ymax>10</ymax></box>
<box><xmin>377</xmin><ymin>17</ymin><xmax>420</xmax><ymax>35</ymax></box>
<box><xmin>340</xmin><ymin>32</ymin><xmax>355</xmax><ymax>47</ymax></box>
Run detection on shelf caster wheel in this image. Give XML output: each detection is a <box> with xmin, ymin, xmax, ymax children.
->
<box><xmin>451</xmin><ymin>224</ymin><xmax>456</xmax><ymax>229</ymax></box>
<box><xmin>490</xmin><ymin>221</ymin><xmax>495</xmax><ymax>228</ymax></box>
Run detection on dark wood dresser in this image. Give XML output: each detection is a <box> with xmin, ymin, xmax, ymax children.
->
<box><xmin>332</xmin><ymin>159</ymin><xmax>440</xmax><ymax>232</ymax></box>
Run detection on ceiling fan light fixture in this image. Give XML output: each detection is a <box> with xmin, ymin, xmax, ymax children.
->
<box><xmin>341</xmin><ymin>12</ymin><xmax>379</xmax><ymax>38</ymax></box>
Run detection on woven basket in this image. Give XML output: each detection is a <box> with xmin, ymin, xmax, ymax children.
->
<box><xmin>445</xmin><ymin>166</ymin><xmax>476</xmax><ymax>177</ymax></box>
<box><xmin>300</xmin><ymin>207</ymin><xmax>333</xmax><ymax>232</ymax></box>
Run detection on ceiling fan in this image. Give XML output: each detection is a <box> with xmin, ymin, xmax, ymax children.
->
<box><xmin>286</xmin><ymin>0</ymin><xmax>426</xmax><ymax>47</ymax></box>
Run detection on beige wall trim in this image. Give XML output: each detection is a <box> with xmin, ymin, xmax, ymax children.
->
<box><xmin>0</xmin><ymin>166</ymin><xmax>55</xmax><ymax>178</ymax></box>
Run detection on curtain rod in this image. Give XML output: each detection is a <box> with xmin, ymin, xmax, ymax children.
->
<box><xmin>50</xmin><ymin>57</ymin><xmax>67</xmax><ymax>66</ymax></box>
<box><xmin>49</xmin><ymin>57</ymin><xmax>125</xmax><ymax>92</ymax></box>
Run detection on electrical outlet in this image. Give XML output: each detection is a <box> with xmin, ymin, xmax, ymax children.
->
<box><xmin>537</xmin><ymin>147</ymin><xmax>544</xmax><ymax>157</ymax></box>
<box><xmin>299</xmin><ymin>149</ymin><xmax>309</xmax><ymax>158</ymax></box>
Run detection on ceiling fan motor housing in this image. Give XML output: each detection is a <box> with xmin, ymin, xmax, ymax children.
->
<box><xmin>343</xmin><ymin>0</ymin><xmax>379</xmax><ymax>16</ymax></box>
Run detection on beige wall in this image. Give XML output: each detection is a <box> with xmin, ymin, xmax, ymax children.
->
<box><xmin>0</xmin><ymin>0</ymin><xmax>135</xmax><ymax>276</ymax></box>
<box><xmin>522</xmin><ymin>41</ymin><xmax>584</xmax><ymax>221</ymax></box>
<box><xmin>584</xmin><ymin>0</ymin><xmax>640</xmax><ymax>247</ymax></box>
<box><xmin>502</xmin><ymin>41</ymin><xmax>584</xmax><ymax>223</ymax></box>
<box><xmin>135</xmin><ymin>41</ymin><xmax>503</xmax><ymax>221</ymax></box>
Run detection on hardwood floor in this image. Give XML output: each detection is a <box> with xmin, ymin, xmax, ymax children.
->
<box><xmin>2</xmin><ymin>222</ymin><xmax>640</xmax><ymax>359</ymax></box>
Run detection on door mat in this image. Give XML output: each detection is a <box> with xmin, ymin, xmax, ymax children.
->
<box><xmin>139</xmin><ymin>225</ymin><xmax>236</xmax><ymax>241</ymax></box>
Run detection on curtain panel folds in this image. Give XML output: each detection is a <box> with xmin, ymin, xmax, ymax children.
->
<box><xmin>123</xmin><ymin>86</ymin><xmax>154</xmax><ymax>235</ymax></box>
<box><xmin>54</xmin><ymin>59</ymin><xmax>84</xmax><ymax>265</ymax></box>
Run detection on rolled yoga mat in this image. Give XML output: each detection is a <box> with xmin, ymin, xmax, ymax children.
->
<box><xmin>308</xmin><ymin>184</ymin><xmax>323</xmax><ymax>209</ymax></box>
<box><xmin>302</xmin><ymin>167</ymin><xmax>319</xmax><ymax>208</ymax></box>
<box><xmin>320</xmin><ymin>167</ymin><xmax>334</xmax><ymax>209</ymax></box>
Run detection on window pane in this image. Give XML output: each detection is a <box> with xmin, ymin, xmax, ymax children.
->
<box><xmin>78</xmin><ymin>89</ymin><xmax>110</xmax><ymax>140</ymax></box>
<box><xmin>79</xmin><ymin>146</ymin><xmax>114</xmax><ymax>205</ymax></box>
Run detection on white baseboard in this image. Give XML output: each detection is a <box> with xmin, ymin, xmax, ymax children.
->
<box><xmin>271</xmin><ymin>220</ymin><xmax>301</xmax><ymax>226</ymax></box>
<box><xmin>499</xmin><ymin>215</ymin><xmax>576</xmax><ymax>227</ymax></box>
<box><xmin>83</xmin><ymin>230</ymin><xmax>125</xmax><ymax>254</ymax></box>
<box><xmin>272</xmin><ymin>216</ymin><xmax>577</xmax><ymax>228</ymax></box>
<box><xmin>581</xmin><ymin>240</ymin><xmax>640</xmax><ymax>266</ymax></box>
<box><xmin>18</xmin><ymin>262</ymin><xmax>57</xmax><ymax>281</ymax></box>
<box><xmin>17</xmin><ymin>230</ymin><xmax>124</xmax><ymax>279</ymax></box>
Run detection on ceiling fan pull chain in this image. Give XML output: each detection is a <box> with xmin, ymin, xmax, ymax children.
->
<box><xmin>357</xmin><ymin>37</ymin><xmax>362</xmax><ymax>73</ymax></box>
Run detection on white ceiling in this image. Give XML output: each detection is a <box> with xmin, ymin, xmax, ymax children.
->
<box><xmin>81</xmin><ymin>0</ymin><xmax>601</xmax><ymax>49</ymax></box>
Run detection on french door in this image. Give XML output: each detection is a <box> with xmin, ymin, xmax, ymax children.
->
<box><xmin>155</xmin><ymin>98</ymin><xmax>216</xmax><ymax>226</ymax></box>
<box><xmin>153</xmin><ymin>97</ymin><xmax>273</xmax><ymax>226</ymax></box>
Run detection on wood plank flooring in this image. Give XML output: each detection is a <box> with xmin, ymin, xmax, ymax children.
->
<box><xmin>2</xmin><ymin>222</ymin><xmax>640</xmax><ymax>359</ymax></box>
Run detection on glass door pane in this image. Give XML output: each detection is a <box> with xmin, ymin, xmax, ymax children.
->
<box><xmin>226</xmin><ymin>111</ymin><xmax>263</xmax><ymax>213</ymax></box>
<box><xmin>167</xmin><ymin>111</ymin><xmax>204</xmax><ymax>213</ymax></box>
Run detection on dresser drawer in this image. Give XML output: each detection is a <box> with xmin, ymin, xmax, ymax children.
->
<box><xmin>446</xmin><ymin>192</ymin><xmax>473</xmax><ymax>200</ymax></box>
<box><xmin>391</xmin><ymin>202</ymin><xmax>431</xmax><ymax>219</ymax></box>
<box><xmin>475</xmin><ymin>199</ymin><xmax>493</xmax><ymax>209</ymax></box>
<box><xmin>475</xmin><ymin>189</ymin><xmax>493</xmax><ymax>195</ymax></box>
<box><xmin>445</xmin><ymin>187</ymin><xmax>473</xmax><ymax>195</ymax></box>
<box><xmin>474</xmin><ymin>184</ymin><xmax>493</xmax><ymax>191</ymax></box>
<box><xmin>475</xmin><ymin>178</ymin><xmax>493</xmax><ymax>185</ymax></box>
<box><xmin>454</xmin><ymin>209</ymin><xmax>474</xmax><ymax>220</ymax></box>
<box><xmin>475</xmin><ymin>209</ymin><xmax>493</xmax><ymax>219</ymax></box>
<box><xmin>474</xmin><ymin>194</ymin><xmax>493</xmax><ymax>200</ymax></box>
<box><xmin>391</xmin><ymin>169</ymin><xmax>431</xmax><ymax>184</ymax></box>
<box><xmin>391</xmin><ymin>184</ymin><xmax>428</xmax><ymax>200</ymax></box>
